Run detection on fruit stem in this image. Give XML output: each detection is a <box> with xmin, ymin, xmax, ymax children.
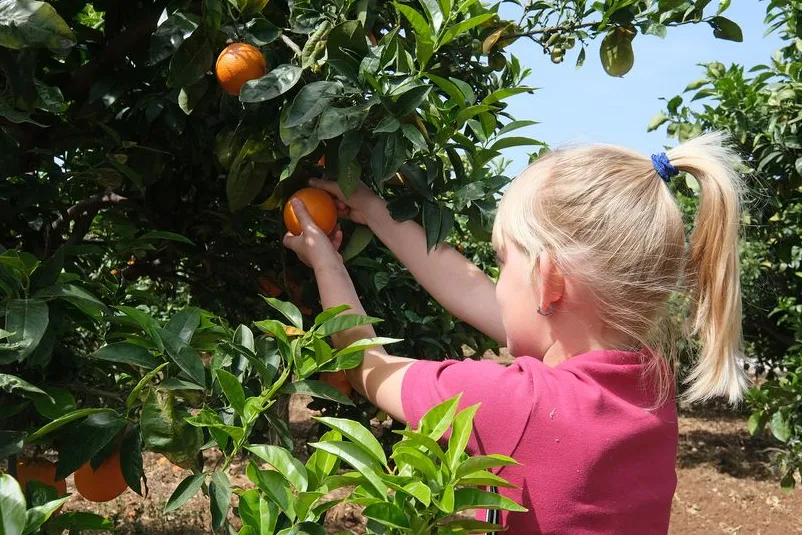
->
<box><xmin>281</xmin><ymin>34</ymin><xmax>303</xmax><ymax>57</ymax></box>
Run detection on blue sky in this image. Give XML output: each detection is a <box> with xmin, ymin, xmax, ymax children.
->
<box><xmin>496</xmin><ymin>2</ymin><xmax>783</xmax><ymax>175</ymax></box>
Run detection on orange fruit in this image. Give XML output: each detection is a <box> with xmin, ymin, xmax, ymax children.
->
<box><xmin>258</xmin><ymin>276</ymin><xmax>282</xmax><ymax>297</ymax></box>
<box><xmin>15</xmin><ymin>459</ymin><xmax>67</xmax><ymax>502</ymax></box>
<box><xmin>74</xmin><ymin>451</ymin><xmax>128</xmax><ymax>502</ymax></box>
<box><xmin>215</xmin><ymin>43</ymin><xmax>267</xmax><ymax>96</ymax></box>
<box><xmin>320</xmin><ymin>371</ymin><xmax>352</xmax><ymax>397</ymax></box>
<box><xmin>283</xmin><ymin>188</ymin><xmax>337</xmax><ymax>236</ymax></box>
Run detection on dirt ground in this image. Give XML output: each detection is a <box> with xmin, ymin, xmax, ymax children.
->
<box><xmin>54</xmin><ymin>394</ymin><xmax>801</xmax><ymax>535</ymax></box>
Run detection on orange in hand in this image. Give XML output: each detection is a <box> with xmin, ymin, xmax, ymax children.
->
<box><xmin>74</xmin><ymin>451</ymin><xmax>129</xmax><ymax>502</ymax></box>
<box><xmin>283</xmin><ymin>187</ymin><xmax>338</xmax><ymax>236</ymax></box>
<box><xmin>320</xmin><ymin>371</ymin><xmax>352</xmax><ymax>397</ymax></box>
<box><xmin>215</xmin><ymin>43</ymin><xmax>267</xmax><ymax>96</ymax></box>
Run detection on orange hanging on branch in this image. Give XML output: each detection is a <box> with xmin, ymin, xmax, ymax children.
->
<box><xmin>215</xmin><ymin>43</ymin><xmax>267</xmax><ymax>96</ymax></box>
<box><xmin>74</xmin><ymin>451</ymin><xmax>129</xmax><ymax>503</ymax></box>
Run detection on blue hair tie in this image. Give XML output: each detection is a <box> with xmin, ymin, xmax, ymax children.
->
<box><xmin>651</xmin><ymin>152</ymin><xmax>679</xmax><ymax>183</ymax></box>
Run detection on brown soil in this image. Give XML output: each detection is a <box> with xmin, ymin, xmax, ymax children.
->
<box><xmin>55</xmin><ymin>396</ymin><xmax>800</xmax><ymax>534</ymax></box>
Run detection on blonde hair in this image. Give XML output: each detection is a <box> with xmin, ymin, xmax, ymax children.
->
<box><xmin>492</xmin><ymin>132</ymin><xmax>749</xmax><ymax>405</ymax></box>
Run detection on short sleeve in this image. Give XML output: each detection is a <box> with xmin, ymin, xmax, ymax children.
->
<box><xmin>401</xmin><ymin>358</ymin><xmax>536</xmax><ymax>457</ymax></box>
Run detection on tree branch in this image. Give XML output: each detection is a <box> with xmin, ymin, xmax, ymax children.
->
<box><xmin>47</xmin><ymin>191</ymin><xmax>130</xmax><ymax>254</ymax></box>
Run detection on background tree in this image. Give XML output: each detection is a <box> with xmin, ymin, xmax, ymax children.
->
<box><xmin>651</xmin><ymin>0</ymin><xmax>801</xmax><ymax>491</ymax></box>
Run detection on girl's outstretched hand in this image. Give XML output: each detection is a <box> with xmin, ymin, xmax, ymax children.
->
<box><xmin>283</xmin><ymin>198</ymin><xmax>344</xmax><ymax>270</ymax></box>
<box><xmin>309</xmin><ymin>178</ymin><xmax>385</xmax><ymax>227</ymax></box>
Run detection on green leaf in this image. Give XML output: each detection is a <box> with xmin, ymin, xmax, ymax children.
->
<box><xmin>234</xmin><ymin>325</ymin><xmax>255</xmax><ymax>352</ymax></box>
<box><xmin>438</xmin><ymin>483</ymin><xmax>455</xmax><ymax>513</ymax></box>
<box><xmin>314</xmin><ymin>417</ymin><xmax>387</xmax><ymax>467</ymax></box>
<box><xmin>29</xmin><ymin>247</ymin><xmax>63</xmax><ymax>290</ymax></box>
<box><xmin>116</xmin><ymin>306</ymin><xmax>164</xmax><ymax>350</ymax></box>
<box><xmin>647</xmin><ymin>112</ymin><xmax>670</xmax><ymax>132</ymax></box>
<box><xmin>402</xmin><ymin>480</ymin><xmax>431</xmax><ymax>506</ymax></box>
<box><xmin>32</xmin><ymin>386</ymin><xmax>76</xmax><ymax>420</ymax></box>
<box><xmin>326</xmin><ymin>20</ymin><xmax>370</xmax><ymax>82</ymax></box>
<box><xmin>140</xmin><ymin>390</ymin><xmax>203</xmax><ymax>469</ymax></box>
<box><xmin>341</xmin><ymin>226</ymin><xmax>374</xmax><ymax>262</ymax></box>
<box><xmin>226</xmin><ymin>139</ymin><xmax>270</xmax><ymax>212</ymax></box>
<box><xmin>453</xmin><ymin>488</ymin><xmax>527</xmax><ymax>512</ymax></box>
<box><xmin>396</xmin><ymin>4</ymin><xmax>430</xmax><ymax>38</ymax></box>
<box><xmin>167</xmin><ymin>28</ymin><xmax>213</xmax><ymax>88</ymax></box>
<box><xmin>305</xmin><ymin>429</ymin><xmax>342</xmax><ymax>490</ymax></box>
<box><xmin>362</xmin><ymin>502</ymin><xmax>410</xmax><ymax>530</ymax></box>
<box><xmin>90</xmin><ymin>342</ymin><xmax>161</xmax><ymax>369</ymax></box>
<box><xmin>209</xmin><ymin>471</ymin><xmax>231</xmax><ymax>532</ymax></box>
<box><xmin>55</xmin><ymin>411</ymin><xmax>127</xmax><ymax>479</ymax></box>
<box><xmin>238</xmin><ymin>489</ymin><xmax>279</xmax><ymax>534</ymax></box>
<box><xmin>0</xmin><ymin>474</ymin><xmax>26</xmax><ymax>535</ymax></box>
<box><xmin>770</xmin><ymin>412</ymin><xmax>791</xmax><ymax>443</ymax></box>
<box><xmin>317</xmin><ymin>314</ymin><xmax>382</xmax><ymax>338</ymax></box>
<box><xmin>46</xmin><ymin>512</ymin><xmax>112</xmax><ymax>531</ymax></box>
<box><xmin>717</xmin><ymin>0</ymin><xmax>731</xmax><ymax>14</ymax></box>
<box><xmin>459</xmin><ymin>469</ymin><xmax>516</xmax><ymax>488</ymax></box>
<box><xmin>371</xmin><ymin>131</ymin><xmax>406</xmax><ymax>184</ymax></box>
<box><xmin>0</xmin><ymin>373</ymin><xmax>51</xmax><ymax>401</ymax></box>
<box><xmin>338</xmin><ymin>130</ymin><xmax>364</xmax><ymax>198</ymax></box>
<box><xmin>423</xmin><ymin>201</ymin><xmax>454</xmax><ymax>250</ymax></box>
<box><xmin>709</xmin><ymin>16</ymin><xmax>743</xmax><ymax>42</ymax></box>
<box><xmin>164</xmin><ymin>307</ymin><xmax>201</xmax><ymax>344</ymax></box>
<box><xmin>746</xmin><ymin>411</ymin><xmax>764</xmax><ymax>435</ymax></box>
<box><xmin>0</xmin><ymin>0</ymin><xmax>76</xmax><ymax>50</ymax></box>
<box><xmin>120</xmin><ymin>426</ymin><xmax>144</xmax><ymax>495</ymax></box>
<box><xmin>149</xmin><ymin>11</ymin><xmax>199</xmax><ymax>64</ymax></box>
<box><xmin>447</xmin><ymin>403</ymin><xmax>480</xmax><ymax>470</ymax></box>
<box><xmin>394</xmin><ymin>86</ymin><xmax>431</xmax><ymax>116</ymax></box>
<box><xmin>26</xmin><ymin>408</ymin><xmax>115</xmax><ymax>442</ymax></box>
<box><xmin>0</xmin><ymin>431</ymin><xmax>26</xmax><ymax>457</ymax></box>
<box><xmin>436</xmin><ymin>518</ymin><xmax>503</xmax><ymax>533</ymax></box>
<box><xmin>23</xmin><ymin>497</ymin><xmax>69</xmax><ymax>534</ymax></box>
<box><xmin>374</xmin><ymin>117</ymin><xmax>400</xmax><ymax>134</ymax></box>
<box><xmin>246</xmin><ymin>445</ymin><xmax>308</xmax><ymax>492</ymax></box>
<box><xmin>240</xmin><ymin>64</ymin><xmax>303</xmax><ymax>103</ymax></box>
<box><xmin>419</xmin><ymin>0</ymin><xmax>444</xmax><ymax>32</ymax></box>
<box><xmin>599</xmin><ymin>28</ymin><xmax>635</xmax><ymax>77</ymax></box>
<box><xmin>393</xmin><ymin>430</ymin><xmax>447</xmax><ymax>465</ymax></box>
<box><xmin>178</xmin><ymin>77</ymin><xmax>208</xmax><ymax>115</ymax></box>
<box><xmin>455</xmin><ymin>454</ymin><xmax>518</xmax><ymax>480</ymax></box>
<box><xmin>419</xmin><ymin>395</ymin><xmax>460</xmax><ymax>440</ymax></box>
<box><xmin>5</xmin><ymin>299</ymin><xmax>48</xmax><ymax>361</ymax></box>
<box><xmin>391</xmin><ymin>446</ymin><xmax>438</xmax><ymax>482</ymax></box>
<box><xmin>285</xmin><ymin>81</ymin><xmax>343</xmax><ymax>128</ymax></box>
<box><xmin>318</xmin><ymin>104</ymin><xmax>369</xmax><ymax>140</ymax></box>
<box><xmin>165</xmin><ymin>473</ymin><xmax>206</xmax><ymax>513</ymax></box>
<box><xmin>426</xmin><ymin>72</ymin><xmax>467</xmax><ymax>107</ymax></box>
<box><xmin>245</xmin><ymin>17</ymin><xmax>280</xmax><ymax>46</ymax></box>
<box><xmin>780</xmin><ymin>470</ymin><xmax>795</xmax><ymax>493</ymax></box>
<box><xmin>263</xmin><ymin>298</ymin><xmax>304</xmax><ymax>330</ymax></box>
<box><xmin>160</xmin><ymin>328</ymin><xmax>206</xmax><ymax>387</ymax></box>
<box><xmin>439</xmin><ymin>14</ymin><xmax>494</xmax><ymax>46</ymax></box>
<box><xmin>308</xmin><ymin>441</ymin><xmax>388</xmax><ymax>495</ymax></box>
<box><xmin>278</xmin><ymin>380</ymin><xmax>354</xmax><ymax>406</ymax></box>
<box><xmin>215</xmin><ymin>368</ymin><xmax>246</xmax><ymax>416</ymax></box>
<box><xmin>482</xmin><ymin>87</ymin><xmax>534</xmax><ymax>106</ymax></box>
<box><xmin>488</xmin><ymin>136</ymin><xmax>543</xmax><ymax>151</ymax></box>
<box><xmin>246</xmin><ymin>463</ymin><xmax>293</xmax><ymax>517</ymax></box>
<box><xmin>335</xmin><ymin>337</ymin><xmax>400</xmax><ymax>358</ymax></box>
<box><xmin>401</xmin><ymin>123</ymin><xmax>427</xmax><ymax>150</ymax></box>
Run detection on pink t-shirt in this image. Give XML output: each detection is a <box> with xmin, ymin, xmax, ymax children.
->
<box><xmin>401</xmin><ymin>350</ymin><xmax>678</xmax><ymax>534</ymax></box>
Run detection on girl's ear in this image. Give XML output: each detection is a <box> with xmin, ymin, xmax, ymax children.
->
<box><xmin>534</xmin><ymin>252</ymin><xmax>565</xmax><ymax>310</ymax></box>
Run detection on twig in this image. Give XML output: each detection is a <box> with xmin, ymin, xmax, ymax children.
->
<box><xmin>281</xmin><ymin>34</ymin><xmax>303</xmax><ymax>57</ymax></box>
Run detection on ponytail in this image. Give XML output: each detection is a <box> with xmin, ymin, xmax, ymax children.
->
<box><xmin>667</xmin><ymin>132</ymin><xmax>749</xmax><ymax>404</ymax></box>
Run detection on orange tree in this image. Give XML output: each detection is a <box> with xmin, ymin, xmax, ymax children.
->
<box><xmin>1</xmin><ymin>0</ymin><xmax>742</xmax><ymax>532</ymax></box>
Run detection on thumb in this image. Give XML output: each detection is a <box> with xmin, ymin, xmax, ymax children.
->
<box><xmin>290</xmin><ymin>199</ymin><xmax>319</xmax><ymax>232</ymax></box>
<box><xmin>309</xmin><ymin>178</ymin><xmax>344</xmax><ymax>201</ymax></box>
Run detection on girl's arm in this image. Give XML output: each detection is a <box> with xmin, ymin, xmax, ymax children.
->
<box><xmin>310</xmin><ymin>179</ymin><xmax>506</xmax><ymax>345</ymax></box>
<box><xmin>283</xmin><ymin>199</ymin><xmax>414</xmax><ymax>423</ymax></box>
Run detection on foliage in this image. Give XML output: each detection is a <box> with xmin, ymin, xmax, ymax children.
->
<box><xmin>0</xmin><ymin>0</ymin><xmax>747</xmax><ymax>530</ymax></box>
<box><xmin>651</xmin><ymin>0</ymin><xmax>802</xmax><ymax>491</ymax></box>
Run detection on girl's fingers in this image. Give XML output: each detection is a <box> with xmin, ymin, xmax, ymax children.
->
<box><xmin>331</xmin><ymin>229</ymin><xmax>344</xmax><ymax>251</ymax></box>
<box><xmin>291</xmin><ymin>199</ymin><xmax>320</xmax><ymax>233</ymax></box>
<box><xmin>309</xmin><ymin>178</ymin><xmax>344</xmax><ymax>201</ymax></box>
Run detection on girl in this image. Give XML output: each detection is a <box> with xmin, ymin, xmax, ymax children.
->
<box><xmin>282</xmin><ymin>132</ymin><xmax>749</xmax><ymax>534</ymax></box>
